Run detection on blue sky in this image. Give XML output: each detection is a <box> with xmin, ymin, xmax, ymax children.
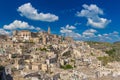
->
<box><xmin>0</xmin><ymin>0</ymin><xmax>120</xmax><ymax>42</ymax></box>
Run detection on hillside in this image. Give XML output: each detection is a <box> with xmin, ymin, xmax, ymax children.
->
<box><xmin>86</xmin><ymin>41</ymin><xmax>120</xmax><ymax>62</ymax></box>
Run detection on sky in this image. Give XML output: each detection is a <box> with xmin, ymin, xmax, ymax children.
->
<box><xmin>0</xmin><ymin>0</ymin><xmax>120</xmax><ymax>42</ymax></box>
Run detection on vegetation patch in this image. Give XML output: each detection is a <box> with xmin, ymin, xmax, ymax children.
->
<box><xmin>90</xmin><ymin>52</ymin><xmax>94</xmax><ymax>56</ymax></box>
<box><xmin>0</xmin><ymin>66</ymin><xmax>4</xmax><ymax>71</ymax></box>
<box><xmin>63</xmin><ymin>51</ymin><xmax>71</xmax><ymax>57</ymax></box>
<box><xmin>40</xmin><ymin>48</ymin><xmax>48</xmax><ymax>51</ymax></box>
<box><xmin>86</xmin><ymin>41</ymin><xmax>120</xmax><ymax>62</ymax></box>
<box><xmin>97</xmin><ymin>56</ymin><xmax>113</xmax><ymax>66</ymax></box>
<box><xmin>12</xmin><ymin>54</ymin><xmax>17</xmax><ymax>58</ymax></box>
<box><xmin>60</xmin><ymin>64</ymin><xmax>73</xmax><ymax>70</ymax></box>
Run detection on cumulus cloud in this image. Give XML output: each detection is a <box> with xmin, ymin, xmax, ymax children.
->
<box><xmin>60</xmin><ymin>25</ymin><xmax>120</xmax><ymax>42</ymax></box>
<box><xmin>96</xmin><ymin>31</ymin><xmax>120</xmax><ymax>42</ymax></box>
<box><xmin>60</xmin><ymin>29</ymin><xmax>72</xmax><ymax>33</ymax></box>
<box><xmin>76</xmin><ymin>4</ymin><xmax>111</xmax><ymax>28</ymax></box>
<box><xmin>60</xmin><ymin>24</ymin><xmax>76</xmax><ymax>33</ymax></box>
<box><xmin>65</xmin><ymin>24</ymin><xmax>76</xmax><ymax>30</ymax></box>
<box><xmin>35</xmin><ymin>27</ymin><xmax>41</xmax><ymax>31</ymax></box>
<box><xmin>81</xmin><ymin>30</ymin><xmax>120</xmax><ymax>42</ymax></box>
<box><xmin>87</xmin><ymin>18</ymin><xmax>111</xmax><ymax>28</ymax></box>
<box><xmin>3</xmin><ymin>20</ymin><xmax>35</xmax><ymax>30</ymax></box>
<box><xmin>60</xmin><ymin>24</ymin><xmax>81</xmax><ymax>38</ymax></box>
<box><xmin>82</xmin><ymin>29</ymin><xmax>97</xmax><ymax>37</ymax></box>
<box><xmin>74</xmin><ymin>22</ymin><xmax>81</xmax><ymax>26</ymax></box>
<box><xmin>0</xmin><ymin>29</ymin><xmax>9</xmax><ymax>35</ymax></box>
<box><xmin>17</xmin><ymin>3</ymin><xmax>59</xmax><ymax>22</ymax></box>
<box><xmin>66</xmin><ymin>32</ymin><xmax>81</xmax><ymax>38</ymax></box>
<box><xmin>77</xmin><ymin>4</ymin><xmax>103</xmax><ymax>17</ymax></box>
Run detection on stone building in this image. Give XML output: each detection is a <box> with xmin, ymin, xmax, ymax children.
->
<box><xmin>12</xmin><ymin>30</ymin><xmax>31</xmax><ymax>42</ymax></box>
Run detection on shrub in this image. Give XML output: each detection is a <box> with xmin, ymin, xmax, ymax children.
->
<box><xmin>0</xmin><ymin>66</ymin><xmax>4</xmax><ymax>71</ymax></box>
<box><xmin>60</xmin><ymin>64</ymin><xmax>73</xmax><ymax>70</ymax></box>
<box><xmin>12</xmin><ymin>54</ymin><xmax>17</xmax><ymax>58</ymax></box>
<box><xmin>40</xmin><ymin>48</ymin><xmax>48</xmax><ymax>51</ymax></box>
<box><xmin>63</xmin><ymin>51</ymin><xmax>71</xmax><ymax>56</ymax></box>
<box><xmin>97</xmin><ymin>56</ymin><xmax>113</xmax><ymax>66</ymax></box>
<box><xmin>105</xmin><ymin>48</ymin><xmax>116</xmax><ymax>56</ymax></box>
<box><xmin>90</xmin><ymin>52</ymin><xmax>94</xmax><ymax>56</ymax></box>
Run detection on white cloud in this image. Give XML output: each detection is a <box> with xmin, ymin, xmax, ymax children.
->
<box><xmin>66</xmin><ymin>24</ymin><xmax>76</xmax><ymax>29</ymax></box>
<box><xmin>66</xmin><ymin>32</ymin><xmax>81</xmax><ymax>38</ymax></box>
<box><xmin>60</xmin><ymin>29</ymin><xmax>72</xmax><ymax>33</ymax></box>
<box><xmin>17</xmin><ymin>3</ymin><xmax>59</xmax><ymax>22</ymax></box>
<box><xmin>81</xmin><ymin>30</ymin><xmax>120</xmax><ymax>42</ymax></box>
<box><xmin>113</xmin><ymin>31</ymin><xmax>119</xmax><ymax>35</ymax></box>
<box><xmin>97</xmin><ymin>31</ymin><xmax>120</xmax><ymax>42</ymax></box>
<box><xmin>60</xmin><ymin>24</ymin><xmax>81</xmax><ymax>38</ymax></box>
<box><xmin>76</xmin><ymin>4</ymin><xmax>111</xmax><ymax>28</ymax></box>
<box><xmin>87</xmin><ymin>18</ymin><xmax>111</xmax><ymax>28</ymax></box>
<box><xmin>74</xmin><ymin>22</ymin><xmax>81</xmax><ymax>26</ymax></box>
<box><xmin>82</xmin><ymin>29</ymin><xmax>97</xmax><ymax>37</ymax></box>
<box><xmin>77</xmin><ymin>4</ymin><xmax>103</xmax><ymax>17</ymax></box>
<box><xmin>0</xmin><ymin>29</ymin><xmax>9</xmax><ymax>35</ymax></box>
<box><xmin>60</xmin><ymin>24</ymin><xmax>76</xmax><ymax>33</ymax></box>
<box><xmin>35</xmin><ymin>27</ymin><xmax>41</xmax><ymax>31</ymax></box>
<box><xmin>3</xmin><ymin>20</ymin><xmax>35</xmax><ymax>30</ymax></box>
<box><xmin>60</xmin><ymin>25</ymin><xmax>120</xmax><ymax>42</ymax></box>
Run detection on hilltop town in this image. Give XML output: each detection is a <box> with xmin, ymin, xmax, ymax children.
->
<box><xmin>0</xmin><ymin>27</ymin><xmax>120</xmax><ymax>80</ymax></box>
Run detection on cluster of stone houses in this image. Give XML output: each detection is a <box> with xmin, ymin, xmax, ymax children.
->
<box><xmin>0</xmin><ymin>27</ymin><xmax>120</xmax><ymax>80</ymax></box>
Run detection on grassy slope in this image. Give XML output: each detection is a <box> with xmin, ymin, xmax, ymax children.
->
<box><xmin>86</xmin><ymin>41</ymin><xmax>120</xmax><ymax>62</ymax></box>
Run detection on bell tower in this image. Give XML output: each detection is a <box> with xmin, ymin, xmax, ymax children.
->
<box><xmin>48</xmin><ymin>26</ymin><xmax>51</xmax><ymax>34</ymax></box>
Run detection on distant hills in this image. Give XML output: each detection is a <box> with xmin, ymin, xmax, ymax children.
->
<box><xmin>86</xmin><ymin>41</ymin><xmax>120</xmax><ymax>61</ymax></box>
